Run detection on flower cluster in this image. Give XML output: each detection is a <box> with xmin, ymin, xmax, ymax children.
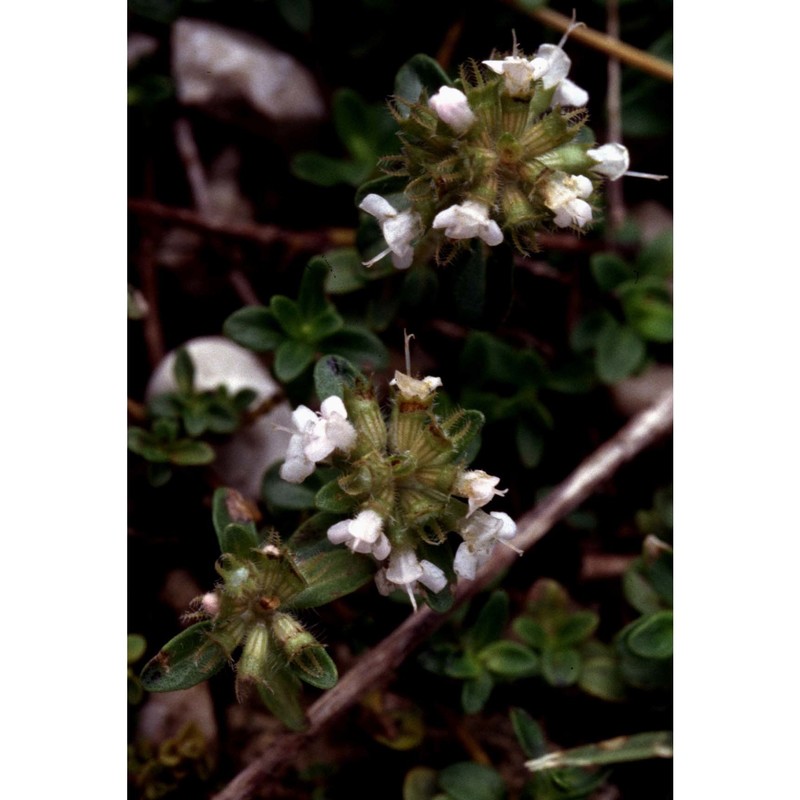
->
<box><xmin>280</xmin><ymin>371</ymin><xmax>519</xmax><ymax>610</ymax></box>
<box><xmin>359</xmin><ymin>32</ymin><xmax>632</xmax><ymax>267</ymax></box>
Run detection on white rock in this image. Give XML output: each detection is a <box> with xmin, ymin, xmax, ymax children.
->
<box><xmin>146</xmin><ymin>336</ymin><xmax>292</xmax><ymax>499</ymax></box>
<box><xmin>172</xmin><ymin>19</ymin><xmax>325</xmax><ymax>122</ymax></box>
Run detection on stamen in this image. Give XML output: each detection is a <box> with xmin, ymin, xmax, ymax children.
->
<box><xmin>404</xmin><ymin>329</ymin><xmax>415</xmax><ymax>375</ymax></box>
<box><xmin>498</xmin><ymin>538</ymin><xmax>524</xmax><ymax>556</ymax></box>
<box><xmin>511</xmin><ymin>28</ymin><xmax>520</xmax><ymax>57</ymax></box>
<box><xmin>362</xmin><ymin>246</ymin><xmax>392</xmax><ymax>268</ymax></box>
<box><xmin>405</xmin><ymin>583</ymin><xmax>418</xmax><ymax>612</ymax></box>
<box><xmin>558</xmin><ymin>9</ymin><xmax>586</xmax><ymax>49</ymax></box>
<box><xmin>624</xmin><ymin>171</ymin><xmax>670</xmax><ymax>181</ymax></box>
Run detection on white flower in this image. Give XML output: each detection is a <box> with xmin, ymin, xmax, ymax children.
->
<box><xmin>482</xmin><ymin>55</ymin><xmax>537</xmax><ymax>97</ymax></box>
<box><xmin>432</xmin><ymin>200</ymin><xmax>504</xmax><ymax>246</ymax></box>
<box><xmin>279</xmin><ymin>396</ymin><xmax>357</xmax><ymax>483</ymax></box>
<box><xmin>542</xmin><ymin>172</ymin><xmax>594</xmax><ymax>228</ymax></box>
<box><xmin>358</xmin><ymin>194</ymin><xmax>422</xmax><ymax>269</ymax></box>
<box><xmin>587</xmin><ymin>143</ymin><xmax>630</xmax><ymax>181</ymax></box>
<box><xmin>327</xmin><ymin>509</ymin><xmax>391</xmax><ymax>560</ymax></box>
<box><xmin>552</xmin><ymin>78</ymin><xmax>588</xmax><ymax>107</ymax></box>
<box><xmin>530</xmin><ymin>43</ymin><xmax>572</xmax><ymax>89</ymax></box>
<box><xmin>390</xmin><ymin>370</ymin><xmax>443</xmax><ymax>401</ymax></box>
<box><xmin>375</xmin><ymin>547</ymin><xmax>447</xmax><ymax>611</ymax></box>
<box><xmin>454</xmin><ymin>470</ymin><xmax>508</xmax><ymax>517</ymax></box>
<box><xmin>429</xmin><ymin>86</ymin><xmax>477</xmax><ymax>134</ymax></box>
<box><xmin>454</xmin><ymin>510</ymin><xmax>518</xmax><ymax>580</ymax></box>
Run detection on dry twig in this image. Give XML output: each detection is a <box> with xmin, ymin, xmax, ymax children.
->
<box><xmin>509</xmin><ymin>3</ymin><xmax>673</xmax><ymax>82</ymax></box>
<box><xmin>212</xmin><ymin>388</ymin><xmax>673</xmax><ymax>800</ymax></box>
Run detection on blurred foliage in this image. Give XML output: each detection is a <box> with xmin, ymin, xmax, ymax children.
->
<box><xmin>128</xmin><ymin>349</ymin><xmax>256</xmax><ymax>486</ymax></box>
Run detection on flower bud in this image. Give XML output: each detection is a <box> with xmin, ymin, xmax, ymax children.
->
<box><xmin>429</xmin><ymin>86</ymin><xmax>477</xmax><ymax>134</ymax></box>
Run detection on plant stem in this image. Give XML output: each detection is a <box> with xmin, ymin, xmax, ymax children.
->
<box><xmin>211</xmin><ymin>388</ymin><xmax>673</xmax><ymax>800</ymax></box>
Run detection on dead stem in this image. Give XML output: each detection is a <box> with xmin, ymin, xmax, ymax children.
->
<box><xmin>510</xmin><ymin>3</ymin><xmax>673</xmax><ymax>82</ymax></box>
<box><xmin>128</xmin><ymin>199</ymin><xmax>356</xmax><ymax>252</ymax></box>
<box><xmin>211</xmin><ymin>388</ymin><xmax>673</xmax><ymax>800</ymax></box>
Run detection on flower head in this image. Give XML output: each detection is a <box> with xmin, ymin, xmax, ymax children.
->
<box><xmin>542</xmin><ymin>172</ymin><xmax>594</xmax><ymax>228</ymax></box>
<box><xmin>327</xmin><ymin>509</ymin><xmax>391</xmax><ymax>560</ymax></box>
<box><xmin>432</xmin><ymin>200</ymin><xmax>504</xmax><ymax>246</ymax></box>
<box><xmin>359</xmin><ymin>194</ymin><xmax>422</xmax><ymax>269</ymax></box>
<box><xmin>280</xmin><ymin>396</ymin><xmax>357</xmax><ymax>483</ymax></box>
<box><xmin>429</xmin><ymin>86</ymin><xmax>477</xmax><ymax>134</ymax></box>
<box><xmin>454</xmin><ymin>510</ymin><xmax>518</xmax><ymax>580</ymax></box>
<box><xmin>454</xmin><ymin>470</ymin><xmax>508</xmax><ymax>517</ymax></box>
<box><xmin>375</xmin><ymin>547</ymin><xmax>447</xmax><ymax>611</ymax></box>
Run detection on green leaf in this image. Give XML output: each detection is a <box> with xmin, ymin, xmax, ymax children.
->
<box><xmin>140</xmin><ymin>621</ymin><xmax>229</xmax><ymax>692</ymax></box>
<box><xmin>255</xmin><ymin>663</ymin><xmax>308</xmax><ymax>732</ymax></box>
<box><xmin>461</xmin><ymin>668</ymin><xmax>494</xmax><ymax>714</ymax></box>
<box><xmin>298</xmin><ymin>258</ymin><xmax>332</xmax><ymax>319</ymax></box>
<box><xmin>479</xmin><ymin>641</ymin><xmax>539</xmax><ymax>678</ymax></box>
<box><xmin>274</xmin><ymin>339</ymin><xmax>316</xmax><ymax>383</ymax></box>
<box><xmin>512</xmin><ymin>617</ymin><xmax>547</xmax><ymax>650</ymax></box>
<box><xmin>224</xmin><ymin>306</ymin><xmax>284</xmax><ymax>352</ymax></box>
<box><xmin>444</xmin><ymin>653</ymin><xmax>482</xmax><ymax>680</ymax></box>
<box><xmin>313</xmin><ymin>354</ymin><xmax>362</xmax><ymax>400</ymax></box>
<box><xmin>578</xmin><ymin>656</ymin><xmax>626</xmax><ymax>702</ymax></box>
<box><xmin>173</xmin><ymin>347</ymin><xmax>195</xmax><ymax>395</ymax></box>
<box><xmin>510</xmin><ymin>707</ymin><xmax>547</xmax><ymax>759</ymax></box>
<box><xmin>306</xmin><ymin>306</ymin><xmax>345</xmax><ymax>341</ymax></box>
<box><xmin>467</xmin><ymin>591</ymin><xmax>509</xmax><ymax>652</ymax></box>
<box><xmin>288</xmin><ymin>641</ymin><xmax>339</xmax><ymax>690</ymax></box>
<box><xmin>595</xmin><ymin>323</ymin><xmax>646</xmax><ymax>384</ymax></box>
<box><xmin>182</xmin><ymin>402</ymin><xmax>208</xmax><ymax>437</ymax></box>
<box><xmin>425</xmin><ymin>584</ymin><xmax>455</xmax><ymax>613</ymax></box>
<box><xmin>262</xmin><ymin>462</ymin><xmax>318</xmax><ymax>511</ymax></box>
<box><xmin>314</xmin><ymin>479</ymin><xmax>356</xmax><ymax>514</ymax></box>
<box><xmin>554</xmin><ymin>611</ymin><xmax>599</xmax><ymax>648</ymax></box>
<box><xmin>623</xmin><ymin>564</ymin><xmax>666</xmax><ymax>615</ymax></box>
<box><xmin>625</xmin><ymin>611</ymin><xmax>673</xmax><ymax>659</ymax></box>
<box><xmin>322</xmin><ymin>248</ymin><xmax>371</xmax><ymax>294</ymax></box>
<box><xmin>127</xmin><ymin>427</ymin><xmax>167</xmax><ymax>462</ymax></box>
<box><xmin>270</xmin><ymin>296</ymin><xmax>305</xmax><ymax>338</ymax></box>
<box><xmin>321</xmin><ymin>326</ymin><xmax>389</xmax><ymax>371</ymax></box>
<box><xmin>394</xmin><ymin>54</ymin><xmax>454</xmax><ymax>115</ymax></box>
<box><xmin>541</xmin><ymin>648</ymin><xmax>581</xmax><ymax>687</ymax></box>
<box><xmin>637</xmin><ymin>231</ymin><xmax>673</xmax><ymax>279</ymax></box>
<box><xmin>590</xmin><ymin>253</ymin><xmax>634</xmax><ymax>291</ymax></box>
<box><xmin>289</xmin><ymin>544</ymin><xmax>374</xmax><ymax>609</ymax></box>
<box><xmin>291</xmin><ymin>152</ymin><xmax>371</xmax><ymax>187</ymax></box>
<box><xmin>516</xmin><ymin>420</ymin><xmax>545</xmax><ymax>469</ymax></box>
<box><xmin>167</xmin><ymin>439</ymin><xmax>216</xmax><ymax>466</ymax></box>
<box><xmin>333</xmin><ymin>88</ymin><xmax>376</xmax><ymax>163</ymax></box>
<box><xmin>438</xmin><ymin>762</ymin><xmax>506</xmax><ymax>800</ymax></box>
<box><xmin>570</xmin><ymin>310</ymin><xmax>616</xmax><ymax>353</ymax></box>
<box><xmin>128</xmin><ymin>634</ymin><xmax>147</xmax><ymax>663</ymax></box>
<box><xmin>275</xmin><ymin>0</ymin><xmax>311</xmax><ymax>33</ymax></box>
<box><xmin>147</xmin><ymin>462</ymin><xmax>173</xmax><ymax>486</ymax></box>
<box><xmin>525</xmin><ymin>731</ymin><xmax>673</xmax><ymax>772</ymax></box>
<box><xmin>625</xmin><ymin>295</ymin><xmax>673</xmax><ymax>343</ymax></box>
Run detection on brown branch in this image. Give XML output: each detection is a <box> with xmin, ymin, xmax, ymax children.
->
<box><xmin>509</xmin><ymin>3</ymin><xmax>673</xmax><ymax>83</ymax></box>
<box><xmin>128</xmin><ymin>199</ymin><xmax>356</xmax><ymax>252</ymax></box>
<box><xmin>212</xmin><ymin>388</ymin><xmax>673</xmax><ymax>800</ymax></box>
<box><xmin>605</xmin><ymin>0</ymin><xmax>626</xmax><ymax>233</ymax></box>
